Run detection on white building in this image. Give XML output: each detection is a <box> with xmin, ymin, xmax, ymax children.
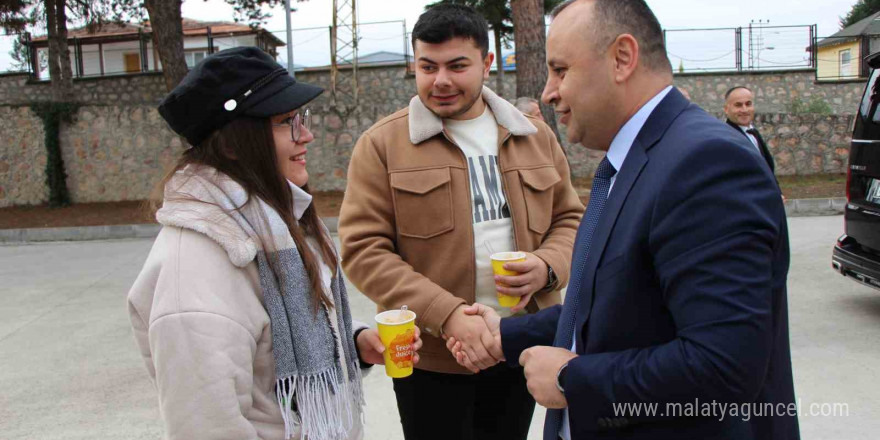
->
<box><xmin>29</xmin><ymin>18</ymin><xmax>284</xmax><ymax>79</ymax></box>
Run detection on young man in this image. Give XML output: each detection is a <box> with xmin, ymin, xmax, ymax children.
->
<box><xmin>338</xmin><ymin>5</ymin><xmax>583</xmax><ymax>440</ymax></box>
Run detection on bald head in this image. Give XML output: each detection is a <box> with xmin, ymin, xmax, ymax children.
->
<box><xmin>551</xmin><ymin>0</ymin><xmax>671</xmax><ymax>74</ymax></box>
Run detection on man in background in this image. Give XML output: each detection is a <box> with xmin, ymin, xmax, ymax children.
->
<box><xmin>724</xmin><ymin>86</ymin><xmax>776</xmax><ymax>174</ymax></box>
<box><xmin>514</xmin><ymin>96</ymin><xmax>545</xmax><ymax>121</ymax></box>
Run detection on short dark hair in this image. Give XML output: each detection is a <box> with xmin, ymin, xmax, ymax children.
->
<box><xmin>552</xmin><ymin>0</ymin><xmax>671</xmax><ymax>73</ymax></box>
<box><xmin>725</xmin><ymin>85</ymin><xmax>752</xmax><ymax>100</ymax></box>
<box><xmin>412</xmin><ymin>4</ymin><xmax>490</xmax><ymax>57</ymax></box>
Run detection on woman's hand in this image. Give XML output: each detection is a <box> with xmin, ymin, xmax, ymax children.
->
<box><xmin>356</xmin><ymin>326</ymin><xmax>423</xmax><ymax>365</ymax></box>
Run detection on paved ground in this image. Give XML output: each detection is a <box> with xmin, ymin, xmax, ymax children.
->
<box><xmin>1</xmin><ymin>215</ymin><xmax>877</xmax><ymax>439</ymax></box>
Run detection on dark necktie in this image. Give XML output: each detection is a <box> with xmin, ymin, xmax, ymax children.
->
<box><xmin>545</xmin><ymin>156</ymin><xmax>617</xmax><ymax>436</ymax></box>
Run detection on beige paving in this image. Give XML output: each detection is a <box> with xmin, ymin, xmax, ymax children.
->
<box><xmin>0</xmin><ymin>216</ymin><xmax>877</xmax><ymax>439</ymax></box>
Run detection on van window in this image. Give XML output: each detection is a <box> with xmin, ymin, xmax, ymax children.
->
<box><xmin>861</xmin><ymin>68</ymin><xmax>879</xmax><ymax>119</ymax></box>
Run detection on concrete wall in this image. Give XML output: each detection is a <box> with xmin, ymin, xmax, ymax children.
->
<box><xmin>0</xmin><ymin>66</ymin><xmax>861</xmax><ymax>206</ymax></box>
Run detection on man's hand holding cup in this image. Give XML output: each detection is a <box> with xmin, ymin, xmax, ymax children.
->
<box><xmin>492</xmin><ymin>252</ymin><xmax>549</xmax><ymax>313</ymax></box>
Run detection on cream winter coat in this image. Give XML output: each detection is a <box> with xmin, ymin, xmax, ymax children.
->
<box><xmin>127</xmin><ymin>181</ymin><xmax>366</xmax><ymax>440</ymax></box>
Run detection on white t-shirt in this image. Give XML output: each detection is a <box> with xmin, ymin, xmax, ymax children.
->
<box><xmin>444</xmin><ymin>106</ymin><xmax>515</xmax><ymax>317</ymax></box>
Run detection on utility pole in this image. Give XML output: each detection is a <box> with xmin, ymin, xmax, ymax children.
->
<box><xmin>749</xmin><ymin>19</ymin><xmax>769</xmax><ymax>70</ymax></box>
<box><xmin>331</xmin><ymin>0</ymin><xmax>358</xmax><ymax>107</ymax></box>
<box><xmin>284</xmin><ymin>0</ymin><xmax>295</xmax><ymax>78</ymax></box>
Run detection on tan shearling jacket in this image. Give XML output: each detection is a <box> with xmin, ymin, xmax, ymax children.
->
<box><xmin>339</xmin><ymin>86</ymin><xmax>584</xmax><ymax>374</ymax></box>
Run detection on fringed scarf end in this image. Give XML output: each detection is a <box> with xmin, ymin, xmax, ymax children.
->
<box><xmin>275</xmin><ymin>365</ymin><xmax>365</xmax><ymax>440</ymax></box>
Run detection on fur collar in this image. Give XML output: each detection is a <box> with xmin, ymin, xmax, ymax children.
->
<box><xmin>407</xmin><ymin>86</ymin><xmax>538</xmax><ymax>144</ymax></box>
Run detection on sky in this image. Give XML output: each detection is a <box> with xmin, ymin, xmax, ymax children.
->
<box><xmin>180</xmin><ymin>0</ymin><xmax>857</xmax><ymax>69</ymax></box>
<box><xmin>0</xmin><ymin>0</ymin><xmax>861</xmax><ymax>71</ymax></box>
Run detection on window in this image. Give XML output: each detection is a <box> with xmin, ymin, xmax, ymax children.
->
<box><xmin>860</xmin><ymin>69</ymin><xmax>879</xmax><ymax>119</ymax></box>
<box><xmin>124</xmin><ymin>53</ymin><xmax>141</xmax><ymax>73</ymax></box>
<box><xmin>840</xmin><ymin>49</ymin><xmax>852</xmax><ymax>77</ymax></box>
<box><xmin>185</xmin><ymin>50</ymin><xmax>208</xmax><ymax>68</ymax></box>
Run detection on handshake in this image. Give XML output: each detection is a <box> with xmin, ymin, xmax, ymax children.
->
<box><xmin>442</xmin><ymin>303</ymin><xmax>503</xmax><ymax>373</ymax></box>
<box><xmin>443</xmin><ymin>303</ymin><xmax>577</xmax><ymax>409</ymax></box>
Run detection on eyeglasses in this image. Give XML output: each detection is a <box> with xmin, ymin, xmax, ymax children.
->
<box><xmin>272</xmin><ymin>108</ymin><xmax>311</xmax><ymax>142</ymax></box>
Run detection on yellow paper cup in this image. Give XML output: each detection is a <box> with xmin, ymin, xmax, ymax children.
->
<box><xmin>375</xmin><ymin>309</ymin><xmax>417</xmax><ymax>378</ymax></box>
<box><xmin>491</xmin><ymin>251</ymin><xmax>527</xmax><ymax>308</ymax></box>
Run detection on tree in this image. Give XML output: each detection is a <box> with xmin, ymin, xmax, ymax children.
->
<box><xmin>840</xmin><ymin>0</ymin><xmax>880</xmax><ymax>29</ymax></box>
<box><xmin>426</xmin><ymin>0</ymin><xmax>562</xmax><ymax>99</ymax></box>
<box><xmin>511</xmin><ymin>0</ymin><xmax>559</xmax><ymax>140</ymax></box>
<box><xmin>107</xmin><ymin>0</ymin><xmax>300</xmax><ymax>92</ymax></box>
<box><xmin>0</xmin><ymin>0</ymin><xmax>33</xmax><ymax>32</ymax></box>
<box><xmin>44</xmin><ymin>0</ymin><xmax>74</xmax><ymax>101</ymax></box>
<box><xmin>0</xmin><ymin>0</ymin><xmax>76</xmax><ymax>100</ymax></box>
<box><xmin>143</xmin><ymin>0</ymin><xmax>188</xmax><ymax>92</ymax></box>
<box><xmin>9</xmin><ymin>33</ymin><xmax>47</xmax><ymax>71</ymax></box>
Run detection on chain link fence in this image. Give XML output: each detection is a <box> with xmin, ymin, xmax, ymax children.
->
<box><xmin>665</xmin><ymin>24</ymin><xmax>816</xmax><ymax>74</ymax></box>
<box><xmin>4</xmin><ymin>21</ymin><xmax>870</xmax><ymax>84</ymax></box>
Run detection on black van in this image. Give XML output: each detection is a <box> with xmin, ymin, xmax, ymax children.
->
<box><xmin>832</xmin><ymin>52</ymin><xmax>880</xmax><ymax>291</ymax></box>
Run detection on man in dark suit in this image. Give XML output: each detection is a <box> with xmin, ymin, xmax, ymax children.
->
<box><xmin>725</xmin><ymin>86</ymin><xmax>776</xmax><ymax>173</ymax></box>
<box><xmin>444</xmin><ymin>0</ymin><xmax>800</xmax><ymax>439</ymax></box>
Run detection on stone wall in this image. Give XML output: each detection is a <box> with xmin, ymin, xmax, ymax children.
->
<box><xmin>674</xmin><ymin>69</ymin><xmax>865</xmax><ymax>115</ymax></box>
<box><xmin>0</xmin><ymin>105</ymin><xmax>183</xmax><ymax>208</ymax></box>
<box><xmin>61</xmin><ymin>106</ymin><xmax>183</xmax><ymax>202</ymax></box>
<box><xmin>755</xmin><ymin>113</ymin><xmax>853</xmax><ymax>175</ymax></box>
<box><xmin>0</xmin><ymin>72</ymin><xmax>169</xmax><ymax>105</ymax></box>
<box><xmin>0</xmin><ymin>66</ymin><xmax>860</xmax><ymax>206</ymax></box>
<box><xmin>0</xmin><ymin>106</ymin><xmax>47</xmax><ymax>205</ymax></box>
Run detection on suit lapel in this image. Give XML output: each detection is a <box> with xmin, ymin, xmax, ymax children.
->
<box><xmin>752</xmin><ymin>129</ymin><xmax>776</xmax><ymax>172</ymax></box>
<box><xmin>574</xmin><ymin>89</ymin><xmax>690</xmax><ymax>353</ymax></box>
<box><xmin>726</xmin><ymin>119</ymin><xmax>775</xmax><ymax>172</ymax></box>
<box><xmin>726</xmin><ymin>118</ymin><xmax>746</xmax><ymax>135</ymax></box>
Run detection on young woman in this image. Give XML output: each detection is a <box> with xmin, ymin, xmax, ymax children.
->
<box><xmin>127</xmin><ymin>46</ymin><xmax>421</xmax><ymax>440</ymax></box>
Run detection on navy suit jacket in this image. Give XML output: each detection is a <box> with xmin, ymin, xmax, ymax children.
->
<box><xmin>501</xmin><ymin>89</ymin><xmax>799</xmax><ymax>440</ymax></box>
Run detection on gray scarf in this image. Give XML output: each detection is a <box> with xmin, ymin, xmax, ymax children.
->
<box><xmin>157</xmin><ymin>165</ymin><xmax>363</xmax><ymax>440</ymax></box>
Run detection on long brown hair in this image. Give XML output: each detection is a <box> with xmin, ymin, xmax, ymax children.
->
<box><xmin>152</xmin><ymin>116</ymin><xmax>336</xmax><ymax>310</ymax></box>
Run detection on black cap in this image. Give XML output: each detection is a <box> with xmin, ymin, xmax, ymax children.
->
<box><xmin>158</xmin><ymin>46</ymin><xmax>323</xmax><ymax>147</ymax></box>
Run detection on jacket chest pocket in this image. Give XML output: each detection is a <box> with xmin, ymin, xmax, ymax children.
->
<box><xmin>390</xmin><ymin>168</ymin><xmax>455</xmax><ymax>239</ymax></box>
<box><xmin>519</xmin><ymin>167</ymin><xmax>561</xmax><ymax>234</ymax></box>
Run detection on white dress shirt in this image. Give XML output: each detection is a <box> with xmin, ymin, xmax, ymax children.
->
<box><xmin>738</xmin><ymin>124</ymin><xmax>762</xmax><ymax>154</ymax></box>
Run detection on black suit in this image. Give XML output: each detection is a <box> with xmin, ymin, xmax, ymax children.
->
<box><xmin>726</xmin><ymin>119</ymin><xmax>776</xmax><ymax>173</ymax></box>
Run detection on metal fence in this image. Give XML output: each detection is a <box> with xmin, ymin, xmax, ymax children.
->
<box><xmin>664</xmin><ymin>24</ymin><xmax>817</xmax><ymax>74</ymax></box>
<box><xmin>5</xmin><ymin>21</ymin><xmax>872</xmax><ymax>84</ymax></box>
<box><xmin>266</xmin><ymin>20</ymin><xmax>410</xmax><ymax>71</ymax></box>
<box><xmin>0</xmin><ymin>20</ymin><xmax>413</xmax><ymax>80</ymax></box>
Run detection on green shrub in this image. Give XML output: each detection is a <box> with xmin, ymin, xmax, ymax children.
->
<box><xmin>787</xmin><ymin>97</ymin><xmax>833</xmax><ymax>115</ymax></box>
<box><xmin>31</xmin><ymin>102</ymin><xmax>79</xmax><ymax>208</ymax></box>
